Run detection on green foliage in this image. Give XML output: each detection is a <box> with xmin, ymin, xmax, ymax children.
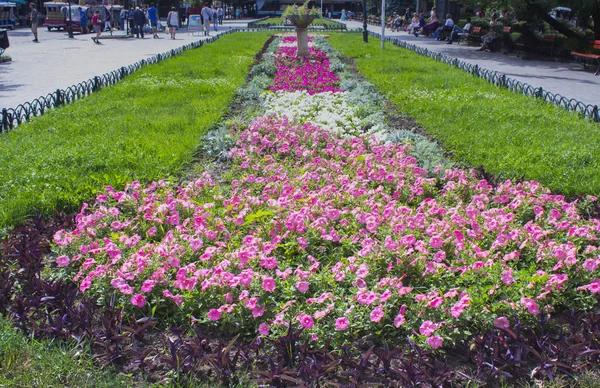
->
<box><xmin>0</xmin><ymin>32</ymin><xmax>273</xmax><ymax>229</ymax></box>
<box><xmin>329</xmin><ymin>32</ymin><xmax>600</xmax><ymax>196</ymax></box>
<box><xmin>251</xmin><ymin>17</ymin><xmax>344</xmax><ymax>28</ymax></box>
<box><xmin>0</xmin><ymin>317</ymin><xmax>130</xmax><ymax>387</ymax></box>
<box><xmin>281</xmin><ymin>0</ymin><xmax>321</xmax><ymax>19</ymax></box>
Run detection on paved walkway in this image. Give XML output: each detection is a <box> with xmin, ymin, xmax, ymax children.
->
<box><xmin>343</xmin><ymin>21</ymin><xmax>600</xmax><ymax>107</ymax></box>
<box><xmin>0</xmin><ymin>20</ymin><xmax>254</xmax><ymax>110</ymax></box>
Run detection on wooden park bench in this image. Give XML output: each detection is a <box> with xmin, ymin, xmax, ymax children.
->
<box><xmin>571</xmin><ymin>40</ymin><xmax>600</xmax><ymax>76</ymax></box>
<box><xmin>467</xmin><ymin>26</ymin><xmax>482</xmax><ymax>46</ymax></box>
<box><xmin>541</xmin><ymin>35</ymin><xmax>557</xmax><ymax>57</ymax></box>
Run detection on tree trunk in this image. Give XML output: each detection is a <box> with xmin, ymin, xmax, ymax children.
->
<box><xmin>593</xmin><ymin>8</ymin><xmax>600</xmax><ymax>40</ymax></box>
<box><xmin>527</xmin><ymin>1</ymin><xmax>584</xmax><ymax>41</ymax></box>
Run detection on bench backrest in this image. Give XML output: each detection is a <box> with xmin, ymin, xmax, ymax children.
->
<box><xmin>543</xmin><ymin>35</ymin><xmax>557</xmax><ymax>43</ymax></box>
<box><xmin>592</xmin><ymin>40</ymin><xmax>600</xmax><ymax>50</ymax></box>
<box><xmin>471</xmin><ymin>26</ymin><xmax>481</xmax><ymax>34</ymax></box>
<box><xmin>503</xmin><ymin>26</ymin><xmax>511</xmax><ymax>33</ymax></box>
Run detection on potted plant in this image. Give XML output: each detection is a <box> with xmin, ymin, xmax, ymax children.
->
<box><xmin>282</xmin><ymin>0</ymin><xmax>321</xmax><ymax>57</ymax></box>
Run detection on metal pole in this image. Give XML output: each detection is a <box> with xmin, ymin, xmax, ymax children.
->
<box><xmin>380</xmin><ymin>0</ymin><xmax>385</xmax><ymax>48</ymax></box>
<box><xmin>362</xmin><ymin>0</ymin><xmax>367</xmax><ymax>42</ymax></box>
<box><xmin>320</xmin><ymin>0</ymin><xmax>323</xmax><ymax>16</ymax></box>
<box><xmin>68</xmin><ymin>0</ymin><xmax>74</xmax><ymax>38</ymax></box>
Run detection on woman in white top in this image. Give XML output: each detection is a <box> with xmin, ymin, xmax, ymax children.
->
<box><xmin>167</xmin><ymin>7</ymin><xmax>178</xmax><ymax>39</ymax></box>
<box><xmin>407</xmin><ymin>13</ymin><xmax>420</xmax><ymax>34</ymax></box>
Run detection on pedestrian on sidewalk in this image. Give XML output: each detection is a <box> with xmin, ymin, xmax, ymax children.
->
<box><xmin>79</xmin><ymin>7</ymin><xmax>88</xmax><ymax>33</ymax></box>
<box><xmin>120</xmin><ymin>7</ymin><xmax>127</xmax><ymax>30</ymax></box>
<box><xmin>167</xmin><ymin>7</ymin><xmax>178</xmax><ymax>39</ymax></box>
<box><xmin>201</xmin><ymin>5</ymin><xmax>211</xmax><ymax>36</ymax></box>
<box><xmin>148</xmin><ymin>3</ymin><xmax>159</xmax><ymax>38</ymax></box>
<box><xmin>212</xmin><ymin>6</ymin><xmax>218</xmax><ymax>31</ymax></box>
<box><xmin>217</xmin><ymin>6</ymin><xmax>223</xmax><ymax>25</ymax></box>
<box><xmin>133</xmin><ymin>7</ymin><xmax>146</xmax><ymax>38</ymax></box>
<box><xmin>29</xmin><ymin>2</ymin><xmax>39</xmax><ymax>42</ymax></box>
<box><xmin>104</xmin><ymin>7</ymin><xmax>113</xmax><ymax>35</ymax></box>
<box><xmin>92</xmin><ymin>10</ymin><xmax>102</xmax><ymax>43</ymax></box>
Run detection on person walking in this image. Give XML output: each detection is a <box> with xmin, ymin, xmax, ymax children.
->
<box><xmin>79</xmin><ymin>7</ymin><xmax>87</xmax><ymax>33</ymax></box>
<box><xmin>29</xmin><ymin>2</ymin><xmax>39</xmax><ymax>42</ymax></box>
<box><xmin>201</xmin><ymin>5</ymin><xmax>211</xmax><ymax>36</ymax></box>
<box><xmin>166</xmin><ymin>7</ymin><xmax>178</xmax><ymax>39</ymax></box>
<box><xmin>133</xmin><ymin>6</ymin><xmax>145</xmax><ymax>38</ymax></box>
<box><xmin>212</xmin><ymin>6</ymin><xmax>218</xmax><ymax>31</ymax></box>
<box><xmin>217</xmin><ymin>6</ymin><xmax>223</xmax><ymax>25</ymax></box>
<box><xmin>91</xmin><ymin>10</ymin><xmax>102</xmax><ymax>43</ymax></box>
<box><xmin>148</xmin><ymin>3</ymin><xmax>159</xmax><ymax>38</ymax></box>
<box><xmin>104</xmin><ymin>7</ymin><xmax>113</xmax><ymax>35</ymax></box>
<box><xmin>119</xmin><ymin>7</ymin><xmax>127</xmax><ymax>30</ymax></box>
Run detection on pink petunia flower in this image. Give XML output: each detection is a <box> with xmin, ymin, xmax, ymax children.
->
<box><xmin>208</xmin><ymin>308</ymin><xmax>221</xmax><ymax>321</ymax></box>
<box><xmin>258</xmin><ymin>322</ymin><xmax>270</xmax><ymax>336</ymax></box>
<box><xmin>296</xmin><ymin>281</ymin><xmax>310</xmax><ymax>292</ymax></box>
<box><xmin>520</xmin><ymin>298</ymin><xmax>540</xmax><ymax>315</ymax></box>
<box><xmin>494</xmin><ymin>316</ymin><xmax>510</xmax><ymax>330</ymax></box>
<box><xmin>130</xmin><ymin>294</ymin><xmax>146</xmax><ymax>308</ymax></box>
<box><xmin>262</xmin><ymin>277</ymin><xmax>276</xmax><ymax>293</ymax></box>
<box><xmin>56</xmin><ymin>255</ymin><xmax>70</xmax><ymax>267</ymax></box>
<box><xmin>419</xmin><ymin>320</ymin><xmax>436</xmax><ymax>337</ymax></box>
<box><xmin>299</xmin><ymin>314</ymin><xmax>314</xmax><ymax>329</ymax></box>
<box><xmin>428</xmin><ymin>336</ymin><xmax>443</xmax><ymax>349</ymax></box>
<box><xmin>370</xmin><ymin>306</ymin><xmax>384</xmax><ymax>322</ymax></box>
<box><xmin>335</xmin><ymin>317</ymin><xmax>349</xmax><ymax>330</ymax></box>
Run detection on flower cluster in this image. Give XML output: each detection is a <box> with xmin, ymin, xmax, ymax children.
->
<box><xmin>53</xmin><ymin>36</ymin><xmax>600</xmax><ymax>350</ymax></box>
<box><xmin>270</xmin><ymin>44</ymin><xmax>341</xmax><ymax>95</ymax></box>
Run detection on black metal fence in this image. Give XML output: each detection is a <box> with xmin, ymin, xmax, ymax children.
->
<box><xmin>364</xmin><ymin>30</ymin><xmax>600</xmax><ymax>123</ymax></box>
<box><xmin>1</xmin><ymin>28</ymin><xmax>598</xmax><ymax>133</ymax></box>
<box><xmin>0</xmin><ymin>31</ymin><xmax>234</xmax><ymax>133</ymax></box>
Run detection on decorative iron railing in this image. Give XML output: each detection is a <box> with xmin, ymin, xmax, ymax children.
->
<box><xmin>0</xmin><ymin>31</ymin><xmax>232</xmax><ymax>132</ymax></box>
<box><xmin>365</xmin><ymin>30</ymin><xmax>600</xmax><ymax>123</ymax></box>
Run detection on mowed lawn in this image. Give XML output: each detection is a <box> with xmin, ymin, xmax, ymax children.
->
<box><xmin>330</xmin><ymin>33</ymin><xmax>600</xmax><ymax>197</ymax></box>
<box><xmin>0</xmin><ymin>32</ymin><xmax>272</xmax><ymax>229</ymax></box>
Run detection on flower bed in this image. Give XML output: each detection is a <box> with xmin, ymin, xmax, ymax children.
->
<box><xmin>53</xmin><ymin>36</ymin><xmax>600</xmax><ymax>354</ymax></box>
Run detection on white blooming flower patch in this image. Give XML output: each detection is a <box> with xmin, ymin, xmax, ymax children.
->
<box><xmin>261</xmin><ymin>90</ymin><xmax>387</xmax><ymax>139</ymax></box>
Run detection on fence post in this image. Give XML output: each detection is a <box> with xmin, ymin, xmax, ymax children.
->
<box><xmin>473</xmin><ymin>65</ymin><xmax>479</xmax><ymax>76</ymax></box>
<box><xmin>55</xmin><ymin>89</ymin><xmax>63</xmax><ymax>107</ymax></box>
<box><xmin>536</xmin><ymin>87</ymin><xmax>543</xmax><ymax>99</ymax></box>
<box><xmin>121</xmin><ymin>66</ymin><xmax>127</xmax><ymax>78</ymax></box>
<box><xmin>1</xmin><ymin>108</ymin><xmax>8</xmax><ymax>133</ymax></box>
<box><xmin>594</xmin><ymin>105</ymin><xmax>599</xmax><ymax>123</ymax></box>
<box><xmin>93</xmin><ymin>76</ymin><xmax>101</xmax><ymax>92</ymax></box>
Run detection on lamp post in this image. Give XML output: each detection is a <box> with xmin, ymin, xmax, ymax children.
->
<box><xmin>362</xmin><ymin>0</ymin><xmax>367</xmax><ymax>42</ymax></box>
<box><xmin>67</xmin><ymin>0</ymin><xmax>74</xmax><ymax>38</ymax></box>
<box><xmin>380</xmin><ymin>0</ymin><xmax>385</xmax><ymax>48</ymax></box>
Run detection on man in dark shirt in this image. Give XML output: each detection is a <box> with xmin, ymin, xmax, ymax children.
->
<box><xmin>133</xmin><ymin>7</ymin><xmax>146</xmax><ymax>38</ymax></box>
<box><xmin>29</xmin><ymin>2</ymin><xmax>39</xmax><ymax>42</ymax></box>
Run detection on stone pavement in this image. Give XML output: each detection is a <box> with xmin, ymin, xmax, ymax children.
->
<box><xmin>343</xmin><ymin>20</ymin><xmax>600</xmax><ymax>107</ymax></box>
<box><xmin>0</xmin><ymin>19</ymin><xmax>253</xmax><ymax>110</ymax></box>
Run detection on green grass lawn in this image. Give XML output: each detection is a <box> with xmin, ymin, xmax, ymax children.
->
<box><xmin>0</xmin><ymin>32</ymin><xmax>272</xmax><ymax>230</ymax></box>
<box><xmin>0</xmin><ymin>317</ymin><xmax>131</xmax><ymax>387</ymax></box>
<box><xmin>329</xmin><ymin>33</ymin><xmax>600</xmax><ymax>197</ymax></box>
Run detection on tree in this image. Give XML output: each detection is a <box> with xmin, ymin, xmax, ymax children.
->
<box><xmin>461</xmin><ymin>0</ymin><xmax>600</xmax><ymax>40</ymax></box>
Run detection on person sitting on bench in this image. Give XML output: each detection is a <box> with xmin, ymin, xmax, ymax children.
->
<box><xmin>434</xmin><ymin>14</ymin><xmax>454</xmax><ymax>40</ymax></box>
<box><xmin>446</xmin><ymin>18</ymin><xmax>472</xmax><ymax>44</ymax></box>
<box><xmin>415</xmin><ymin>14</ymin><xmax>439</xmax><ymax>37</ymax></box>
